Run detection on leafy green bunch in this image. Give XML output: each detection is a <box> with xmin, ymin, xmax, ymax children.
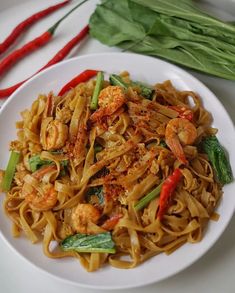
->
<box><xmin>89</xmin><ymin>0</ymin><xmax>235</xmax><ymax>80</ymax></box>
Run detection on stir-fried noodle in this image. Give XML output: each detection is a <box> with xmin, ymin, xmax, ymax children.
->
<box><xmin>1</xmin><ymin>72</ymin><xmax>223</xmax><ymax>271</ymax></box>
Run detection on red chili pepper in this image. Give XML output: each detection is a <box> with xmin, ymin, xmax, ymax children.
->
<box><xmin>101</xmin><ymin>214</ymin><xmax>122</xmax><ymax>231</ymax></box>
<box><xmin>0</xmin><ymin>0</ymin><xmax>71</xmax><ymax>55</ymax></box>
<box><xmin>0</xmin><ymin>25</ymin><xmax>89</xmax><ymax>99</ymax></box>
<box><xmin>58</xmin><ymin>69</ymin><xmax>99</xmax><ymax>96</ymax></box>
<box><xmin>157</xmin><ymin>168</ymin><xmax>182</xmax><ymax>221</ymax></box>
<box><xmin>0</xmin><ymin>0</ymin><xmax>87</xmax><ymax>77</ymax></box>
<box><xmin>40</xmin><ymin>25</ymin><xmax>89</xmax><ymax>71</ymax></box>
<box><xmin>168</xmin><ymin>105</ymin><xmax>193</xmax><ymax>121</ymax></box>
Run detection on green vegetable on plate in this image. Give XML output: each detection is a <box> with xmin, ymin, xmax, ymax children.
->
<box><xmin>1</xmin><ymin>151</ymin><xmax>20</xmax><ymax>192</ymax></box>
<box><xmin>90</xmin><ymin>71</ymin><xmax>104</xmax><ymax>110</ymax></box>
<box><xmin>201</xmin><ymin>136</ymin><xmax>233</xmax><ymax>185</ymax></box>
<box><xmin>85</xmin><ymin>186</ymin><xmax>104</xmax><ymax>206</ymax></box>
<box><xmin>134</xmin><ymin>181</ymin><xmax>163</xmax><ymax>211</ymax></box>
<box><xmin>29</xmin><ymin>154</ymin><xmax>69</xmax><ymax>175</ymax></box>
<box><xmin>109</xmin><ymin>74</ymin><xmax>154</xmax><ymax>100</ymax></box>
<box><xmin>60</xmin><ymin>232</ymin><xmax>116</xmax><ymax>253</ymax></box>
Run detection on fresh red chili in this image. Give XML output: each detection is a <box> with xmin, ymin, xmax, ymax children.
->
<box><xmin>0</xmin><ymin>25</ymin><xmax>89</xmax><ymax>99</ymax></box>
<box><xmin>157</xmin><ymin>168</ymin><xmax>182</xmax><ymax>221</ymax></box>
<box><xmin>168</xmin><ymin>105</ymin><xmax>193</xmax><ymax>121</ymax></box>
<box><xmin>58</xmin><ymin>69</ymin><xmax>99</xmax><ymax>96</ymax></box>
<box><xmin>0</xmin><ymin>0</ymin><xmax>87</xmax><ymax>77</ymax></box>
<box><xmin>40</xmin><ymin>25</ymin><xmax>89</xmax><ymax>71</ymax></box>
<box><xmin>0</xmin><ymin>0</ymin><xmax>71</xmax><ymax>55</ymax></box>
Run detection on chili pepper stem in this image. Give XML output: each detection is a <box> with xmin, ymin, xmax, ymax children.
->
<box><xmin>0</xmin><ymin>0</ymin><xmax>88</xmax><ymax>79</ymax></box>
<box><xmin>0</xmin><ymin>0</ymin><xmax>71</xmax><ymax>55</ymax></box>
<box><xmin>48</xmin><ymin>0</ymin><xmax>88</xmax><ymax>34</ymax></box>
<box><xmin>0</xmin><ymin>25</ymin><xmax>90</xmax><ymax>99</ymax></box>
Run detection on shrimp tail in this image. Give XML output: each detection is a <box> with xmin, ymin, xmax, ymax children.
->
<box><xmin>166</xmin><ymin>136</ymin><xmax>188</xmax><ymax>164</ymax></box>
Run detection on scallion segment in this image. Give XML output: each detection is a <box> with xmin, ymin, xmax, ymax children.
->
<box><xmin>134</xmin><ymin>181</ymin><xmax>163</xmax><ymax>211</ymax></box>
<box><xmin>1</xmin><ymin>151</ymin><xmax>20</xmax><ymax>192</ymax></box>
<box><xmin>90</xmin><ymin>71</ymin><xmax>104</xmax><ymax>110</ymax></box>
<box><xmin>109</xmin><ymin>74</ymin><xmax>154</xmax><ymax>100</ymax></box>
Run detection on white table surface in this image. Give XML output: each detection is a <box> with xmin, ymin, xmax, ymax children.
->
<box><xmin>0</xmin><ymin>1</ymin><xmax>234</xmax><ymax>293</ymax></box>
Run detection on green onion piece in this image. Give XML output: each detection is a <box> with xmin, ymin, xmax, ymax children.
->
<box><xmin>109</xmin><ymin>74</ymin><xmax>154</xmax><ymax>99</ymax></box>
<box><xmin>131</xmin><ymin>81</ymin><xmax>155</xmax><ymax>99</ymax></box>
<box><xmin>1</xmin><ymin>151</ymin><xmax>20</xmax><ymax>192</ymax></box>
<box><xmin>109</xmin><ymin>74</ymin><xmax>128</xmax><ymax>89</ymax></box>
<box><xmin>90</xmin><ymin>71</ymin><xmax>104</xmax><ymax>110</ymax></box>
<box><xmin>60</xmin><ymin>232</ymin><xmax>116</xmax><ymax>253</ymax></box>
<box><xmin>134</xmin><ymin>181</ymin><xmax>163</xmax><ymax>211</ymax></box>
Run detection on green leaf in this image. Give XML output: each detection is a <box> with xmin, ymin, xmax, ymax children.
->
<box><xmin>131</xmin><ymin>0</ymin><xmax>235</xmax><ymax>43</ymax></box>
<box><xmin>85</xmin><ymin>186</ymin><xmax>104</xmax><ymax>206</ymax></box>
<box><xmin>29</xmin><ymin>155</ymin><xmax>52</xmax><ymax>172</ymax></box>
<box><xmin>89</xmin><ymin>0</ymin><xmax>235</xmax><ymax>80</ymax></box>
<box><xmin>89</xmin><ymin>0</ymin><xmax>145</xmax><ymax>46</ymax></box>
<box><xmin>120</xmin><ymin>35</ymin><xmax>235</xmax><ymax>80</ymax></box>
<box><xmin>29</xmin><ymin>154</ymin><xmax>69</xmax><ymax>176</ymax></box>
<box><xmin>201</xmin><ymin>136</ymin><xmax>233</xmax><ymax>185</ymax></box>
<box><xmin>60</xmin><ymin>232</ymin><xmax>116</xmax><ymax>253</ymax></box>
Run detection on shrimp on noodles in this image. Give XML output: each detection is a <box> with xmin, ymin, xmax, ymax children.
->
<box><xmin>71</xmin><ymin>203</ymin><xmax>101</xmax><ymax>234</ymax></box>
<box><xmin>25</xmin><ymin>184</ymin><xmax>57</xmax><ymax>211</ymax></box>
<box><xmin>41</xmin><ymin>119</ymin><xmax>68</xmax><ymax>150</ymax></box>
<box><xmin>90</xmin><ymin>86</ymin><xmax>125</xmax><ymax>122</ymax></box>
<box><xmin>165</xmin><ymin>118</ymin><xmax>197</xmax><ymax>164</ymax></box>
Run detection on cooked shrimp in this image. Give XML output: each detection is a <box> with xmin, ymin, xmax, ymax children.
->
<box><xmin>168</xmin><ymin>105</ymin><xmax>193</xmax><ymax>121</ymax></box>
<box><xmin>165</xmin><ymin>118</ymin><xmax>197</xmax><ymax>164</ymax></box>
<box><xmin>43</xmin><ymin>92</ymin><xmax>54</xmax><ymax>118</ymax></box>
<box><xmin>71</xmin><ymin>203</ymin><xmax>101</xmax><ymax>234</ymax></box>
<box><xmin>73</xmin><ymin>123</ymin><xmax>87</xmax><ymax>159</ymax></box>
<box><xmin>42</xmin><ymin>119</ymin><xmax>68</xmax><ymax>150</ymax></box>
<box><xmin>33</xmin><ymin>165</ymin><xmax>57</xmax><ymax>180</ymax></box>
<box><xmin>90</xmin><ymin>86</ymin><xmax>125</xmax><ymax>122</ymax></box>
<box><xmin>25</xmin><ymin>184</ymin><xmax>57</xmax><ymax>211</ymax></box>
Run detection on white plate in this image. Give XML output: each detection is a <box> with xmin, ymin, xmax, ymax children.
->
<box><xmin>0</xmin><ymin>52</ymin><xmax>234</xmax><ymax>290</ymax></box>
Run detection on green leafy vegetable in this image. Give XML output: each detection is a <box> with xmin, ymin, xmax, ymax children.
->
<box><xmin>90</xmin><ymin>71</ymin><xmax>104</xmax><ymax>110</ymax></box>
<box><xmin>109</xmin><ymin>74</ymin><xmax>154</xmax><ymax>99</ymax></box>
<box><xmin>29</xmin><ymin>155</ymin><xmax>52</xmax><ymax>172</ymax></box>
<box><xmin>1</xmin><ymin>151</ymin><xmax>20</xmax><ymax>192</ymax></box>
<box><xmin>201</xmin><ymin>136</ymin><xmax>233</xmax><ymax>185</ymax></box>
<box><xmin>85</xmin><ymin>186</ymin><xmax>104</xmax><ymax>206</ymax></box>
<box><xmin>29</xmin><ymin>154</ymin><xmax>69</xmax><ymax>175</ymax></box>
<box><xmin>60</xmin><ymin>232</ymin><xmax>116</xmax><ymax>253</ymax></box>
<box><xmin>134</xmin><ymin>181</ymin><xmax>163</xmax><ymax>211</ymax></box>
<box><xmin>58</xmin><ymin>160</ymin><xmax>69</xmax><ymax>176</ymax></box>
<box><xmin>89</xmin><ymin>0</ymin><xmax>235</xmax><ymax>80</ymax></box>
<box><xmin>159</xmin><ymin>140</ymin><xmax>168</xmax><ymax>148</ymax></box>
